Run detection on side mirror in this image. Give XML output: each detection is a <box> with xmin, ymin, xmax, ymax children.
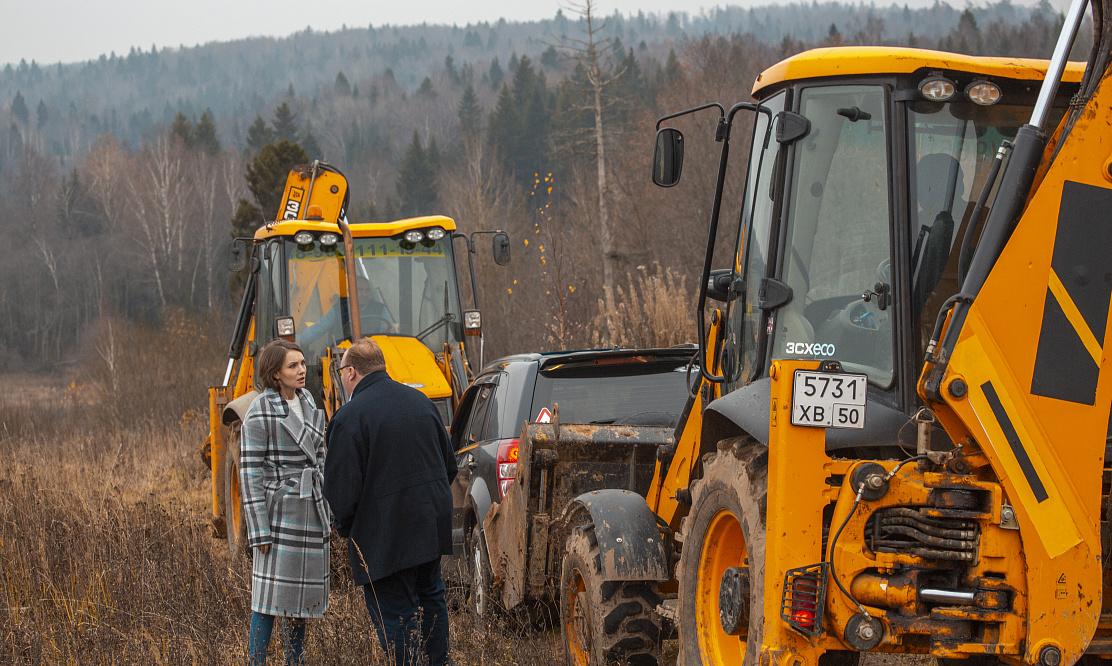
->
<box><xmin>228</xmin><ymin>239</ymin><xmax>249</xmax><ymax>272</ymax></box>
<box><xmin>652</xmin><ymin>128</ymin><xmax>684</xmax><ymax>187</ymax></box>
<box><xmin>492</xmin><ymin>233</ymin><xmax>511</xmax><ymax>266</ymax></box>
<box><xmin>706</xmin><ymin>268</ymin><xmax>738</xmax><ymax>303</ymax></box>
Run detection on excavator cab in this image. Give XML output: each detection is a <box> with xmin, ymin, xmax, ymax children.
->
<box><xmin>253</xmin><ymin>217</ymin><xmax>466</xmax><ymax>404</ymax></box>
<box><xmin>658</xmin><ymin>51</ymin><xmax>1085</xmax><ymax>458</ymax></box>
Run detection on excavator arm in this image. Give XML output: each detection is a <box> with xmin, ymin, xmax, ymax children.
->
<box><xmin>920</xmin><ymin>0</ymin><xmax>1112</xmax><ymax>662</ymax></box>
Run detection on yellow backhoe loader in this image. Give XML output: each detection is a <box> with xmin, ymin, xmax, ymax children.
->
<box><xmin>554</xmin><ymin>0</ymin><xmax>1112</xmax><ymax>664</ymax></box>
<box><xmin>201</xmin><ymin>162</ymin><xmax>510</xmax><ymax>556</ymax></box>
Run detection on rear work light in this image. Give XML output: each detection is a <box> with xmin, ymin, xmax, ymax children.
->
<box><xmin>496</xmin><ymin>439</ymin><xmax>519</xmax><ymax>499</ymax></box>
<box><xmin>781</xmin><ymin>563</ymin><xmax>828</xmax><ymax>637</ymax></box>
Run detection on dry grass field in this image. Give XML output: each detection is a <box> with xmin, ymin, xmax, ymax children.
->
<box><xmin>0</xmin><ymin>312</ymin><xmax>573</xmax><ymax>665</ymax></box>
<box><xmin>0</xmin><ymin>372</ymin><xmax>572</xmax><ymax>664</ymax></box>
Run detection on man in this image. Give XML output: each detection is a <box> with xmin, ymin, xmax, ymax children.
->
<box><xmin>324</xmin><ymin>338</ymin><xmax>456</xmax><ymax>666</ymax></box>
<box><xmin>298</xmin><ymin>276</ymin><xmax>396</xmax><ymax>350</ymax></box>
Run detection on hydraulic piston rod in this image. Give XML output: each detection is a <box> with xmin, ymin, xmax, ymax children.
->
<box><xmin>920</xmin><ymin>589</ymin><xmax>977</xmax><ymax>605</ymax></box>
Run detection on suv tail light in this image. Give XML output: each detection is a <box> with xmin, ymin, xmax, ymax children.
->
<box><xmin>496</xmin><ymin>439</ymin><xmax>519</xmax><ymax>499</ymax></box>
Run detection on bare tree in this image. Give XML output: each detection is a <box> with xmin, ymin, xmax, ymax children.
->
<box><xmin>558</xmin><ymin>0</ymin><xmax>627</xmax><ymax>298</ymax></box>
<box><xmin>190</xmin><ymin>152</ymin><xmax>221</xmax><ymax>308</ymax></box>
<box><xmin>87</xmin><ymin>136</ymin><xmax>128</xmax><ymax>234</ymax></box>
<box><xmin>439</xmin><ymin>136</ymin><xmax>516</xmax><ymax>233</ymax></box>
<box><xmin>125</xmin><ymin>137</ymin><xmax>192</xmax><ymax>310</ymax></box>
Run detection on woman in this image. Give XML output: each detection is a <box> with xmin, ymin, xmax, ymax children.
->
<box><xmin>240</xmin><ymin>339</ymin><xmax>331</xmax><ymax>665</ymax></box>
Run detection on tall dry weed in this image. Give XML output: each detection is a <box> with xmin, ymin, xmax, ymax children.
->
<box><xmin>588</xmin><ymin>263</ymin><xmax>695</xmax><ymax>349</ymax></box>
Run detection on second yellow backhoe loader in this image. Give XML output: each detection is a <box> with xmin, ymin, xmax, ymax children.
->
<box><xmin>551</xmin><ymin>0</ymin><xmax>1112</xmax><ymax>664</ymax></box>
<box><xmin>201</xmin><ymin>162</ymin><xmax>510</xmax><ymax>556</ymax></box>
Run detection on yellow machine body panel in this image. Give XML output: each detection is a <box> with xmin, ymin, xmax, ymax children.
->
<box><xmin>761</xmin><ymin>360</ymin><xmax>841</xmax><ymax>666</ymax></box>
<box><xmin>924</xmin><ymin>68</ymin><xmax>1112</xmax><ymax>663</ymax></box>
<box><xmin>372</xmin><ymin>334</ymin><xmax>453</xmax><ymax>400</ymax></box>
<box><xmin>753</xmin><ymin>46</ymin><xmax>1086</xmax><ymax>96</ymax></box>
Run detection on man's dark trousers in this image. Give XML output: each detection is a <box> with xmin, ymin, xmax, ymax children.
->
<box><xmin>361</xmin><ymin>559</ymin><xmax>449</xmax><ymax>666</ymax></box>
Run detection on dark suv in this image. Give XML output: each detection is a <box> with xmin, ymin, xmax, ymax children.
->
<box><xmin>445</xmin><ymin>346</ymin><xmax>696</xmax><ymax>616</ymax></box>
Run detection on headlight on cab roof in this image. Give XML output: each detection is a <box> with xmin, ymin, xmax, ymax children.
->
<box><xmin>319</xmin><ymin>233</ymin><xmax>339</xmax><ymax>246</ymax></box>
<box><xmin>965</xmin><ymin>81</ymin><xmax>1001</xmax><ymax>106</ymax></box>
<box><xmin>919</xmin><ymin>75</ymin><xmax>956</xmax><ymax>102</ymax></box>
<box><xmin>404</xmin><ymin>230</ymin><xmax>424</xmax><ymax>243</ymax></box>
<box><xmin>426</xmin><ymin>227</ymin><xmax>446</xmax><ymax>241</ymax></box>
<box><xmin>294</xmin><ymin>231</ymin><xmax>314</xmax><ymax>245</ymax></box>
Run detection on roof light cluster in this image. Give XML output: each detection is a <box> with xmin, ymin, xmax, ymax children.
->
<box><xmin>293</xmin><ymin>231</ymin><xmax>339</xmax><ymax>247</ymax></box>
<box><xmin>918</xmin><ymin>75</ymin><xmax>1001</xmax><ymax>106</ymax></box>
<box><xmin>399</xmin><ymin>227</ymin><xmax>447</xmax><ymax>249</ymax></box>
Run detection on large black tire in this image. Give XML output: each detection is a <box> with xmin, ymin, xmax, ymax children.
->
<box><xmin>678</xmin><ymin>437</ymin><xmax>767</xmax><ymax>666</ymax></box>
<box><xmin>224</xmin><ymin>424</ymin><xmax>249</xmax><ymax>559</ymax></box>
<box><xmin>560</xmin><ymin>523</ymin><xmax>663</xmax><ymax>666</ymax></box>
<box><xmin>468</xmin><ymin>526</ymin><xmax>495</xmax><ymax>620</ymax></box>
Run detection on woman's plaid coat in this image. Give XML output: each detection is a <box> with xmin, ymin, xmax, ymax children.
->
<box><xmin>240</xmin><ymin>388</ymin><xmax>331</xmax><ymax>618</ymax></box>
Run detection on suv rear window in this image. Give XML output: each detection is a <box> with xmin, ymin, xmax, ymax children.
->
<box><xmin>530</xmin><ymin>356</ymin><xmax>693</xmax><ymax>428</ymax></box>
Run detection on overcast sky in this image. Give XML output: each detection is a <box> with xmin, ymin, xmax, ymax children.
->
<box><xmin>2</xmin><ymin>0</ymin><xmax>1068</xmax><ymax>67</ymax></box>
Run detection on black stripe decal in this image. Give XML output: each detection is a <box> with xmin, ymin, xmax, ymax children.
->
<box><xmin>1050</xmin><ymin>181</ymin><xmax>1112</xmax><ymax>342</ymax></box>
<box><xmin>982</xmin><ymin>381</ymin><xmax>1049</xmax><ymax>503</ymax></box>
<box><xmin>1031</xmin><ymin>180</ymin><xmax>1112</xmax><ymax>404</ymax></box>
<box><xmin>1031</xmin><ymin>287</ymin><xmax>1100</xmax><ymax>405</ymax></box>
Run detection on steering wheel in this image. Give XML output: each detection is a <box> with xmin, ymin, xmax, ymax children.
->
<box><xmin>361</xmin><ymin>315</ymin><xmax>394</xmax><ymax>334</ymax></box>
<box><xmin>877</xmin><ymin>258</ymin><xmax>891</xmax><ymax>284</ymax></box>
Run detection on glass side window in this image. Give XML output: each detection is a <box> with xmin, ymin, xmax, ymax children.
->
<box><xmin>465</xmin><ymin>385</ymin><xmax>495</xmax><ymax>444</ymax></box>
<box><xmin>724</xmin><ymin>91</ymin><xmax>786</xmax><ymax>391</ymax></box>
<box><xmin>773</xmin><ymin>85</ymin><xmax>894</xmax><ymax>386</ymax></box>
<box><xmin>255</xmin><ymin>240</ymin><xmax>285</xmax><ymax>348</ymax></box>
<box><xmin>907</xmin><ymin>101</ymin><xmax>1065</xmax><ymax>363</ymax></box>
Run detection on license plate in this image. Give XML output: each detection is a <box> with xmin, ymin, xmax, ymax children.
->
<box><xmin>791</xmin><ymin>370</ymin><xmax>867</xmax><ymax>429</ymax></box>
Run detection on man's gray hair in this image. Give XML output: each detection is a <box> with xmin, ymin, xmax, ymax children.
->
<box><xmin>345</xmin><ymin>338</ymin><xmax>387</xmax><ymax>376</ymax></box>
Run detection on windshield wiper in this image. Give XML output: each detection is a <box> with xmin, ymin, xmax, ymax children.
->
<box><xmin>417</xmin><ymin>313</ymin><xmax>454</xmax><ymax>341</ymax></box>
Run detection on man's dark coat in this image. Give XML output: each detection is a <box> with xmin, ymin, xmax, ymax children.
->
<box><xmin>324</xmin><ymin>370</ymin><xmax>456</xmax><ymax>586</ymax></box>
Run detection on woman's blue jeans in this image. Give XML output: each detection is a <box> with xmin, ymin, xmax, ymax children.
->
<box><xmin>248</xmin><ymin>612</ymin><xmax>306</xmax><ymax>665</ymax></box>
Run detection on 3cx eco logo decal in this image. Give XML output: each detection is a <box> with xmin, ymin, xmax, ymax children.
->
<box><xmin>785</xmin><ymin>342</ymin><xmax>836</xmax><ymax>356</ymax></box>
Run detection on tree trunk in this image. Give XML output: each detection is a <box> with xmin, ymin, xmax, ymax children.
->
<box><xmin>593</xmin><ymin>85</ymin><xmax>613</xmax><ymax>297</ymax></box>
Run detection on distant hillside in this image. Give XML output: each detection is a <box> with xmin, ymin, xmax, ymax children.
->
<box><xmin>0</xmin><ymin>0</ymin><xmax>1063</xmax><ymax>166</ymax></box>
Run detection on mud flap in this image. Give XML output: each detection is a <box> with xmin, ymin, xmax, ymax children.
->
<box><xmin>573</xmin><ymin>489</ymin><xmax>671</xmax><ymax>581</ymax></box>
<box><xmin>484</xmin><ymin>479</ymin><xmax>529</xmax><ymax>610</ymax></box>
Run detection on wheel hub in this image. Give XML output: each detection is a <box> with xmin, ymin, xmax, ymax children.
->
<box><xmin>719</xmin><ymin>566</ymin><xmax>751</xmax><ymax>635</ymax></box>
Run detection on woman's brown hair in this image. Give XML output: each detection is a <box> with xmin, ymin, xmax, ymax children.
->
<box><xmin>255</xmin><ymin>339</ymin><xmax>304</xmax><ymax>392</ymax></box>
